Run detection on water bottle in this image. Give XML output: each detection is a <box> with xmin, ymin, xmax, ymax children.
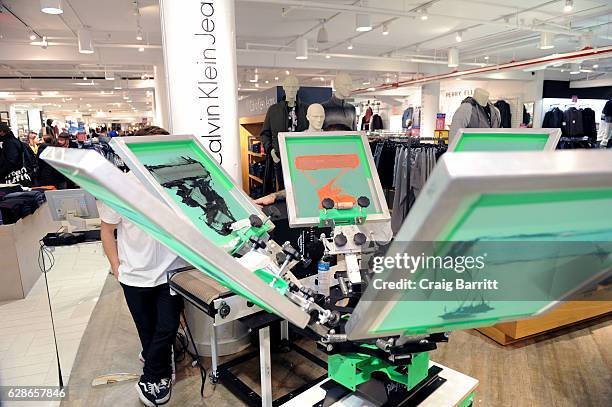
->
<box><xmin>316</xmin><ymin>257</ymin><xmax>331</xmax><ymax>296</ymax></box>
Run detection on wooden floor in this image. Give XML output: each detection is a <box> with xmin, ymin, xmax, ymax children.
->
<box><xmin>63</xmin><ymin>276</ymin><xmax>612</xmax><ymax>407</ymax></box>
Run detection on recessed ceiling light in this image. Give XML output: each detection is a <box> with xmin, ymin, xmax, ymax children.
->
<box><xmin>484</xmin><ymin>55</ymin><xmax>490</xmax><ymax>60</ymax></box>
<box><xmin>569</xmin><ymin>63</ymin><xmax>581</xmax><ymax>74</ymax></box>
<box><xmin>593</xmin><ymin>64</ymin><xmax>599</xmax><ymax>69</ymax></box>
<box><xmin>382</xmin><ymin>23</ymin><xmax>390</xmax><ymax>36</ymax></box>
<box><xmin>538</xmin><ymin>32</ymin><xmax>555</xmax><ymax>50</ymax></box>
<box><xmin>40</xmin><ymin>0</ymin><xmax>63</xmax><ymax>15</ymax></box>
<box><xmin>136</xmin><ymin>28</ymin><xmax>143</xmax><ymax>41</ymax></box>
<box><xmin>265</xmin><ymin>80</ymin><xmax>269</xmax><ymax>84</ymax></box>
<box><xmin>285</xmin><ymin>70</ymin><xmax>291</xmax><ymax>75</ymax></box>
<box><xmin>296</xmin><ymin>37</ymin><xmax>308</xmax><ymax>60</ymax></box>
<box><xmin>138</xmin><ymin>46</ymin><xmax>145</xmax><ymax>52</ymax></box>
<box><xmin>325</xmin><ymin>55</ymin><xmax>331</xmax><ymax>59</ymax></box>
<box><xmin>355</xmin><ymin>13</ymin><xmax>372</xmax><ymax>32</ymax></box>
<box><xmin>274</xmin><ymin>76</ymin><xmax>279</xmax><ymax>80</ymax></box>
<box><xmin>448</xmin><ymin>48</ymin><xmax>459</xmax><ymax>67</ymax></box>
<box><xmin>455</xmin><ymin>31</ymin><xmax>463</xmax><ymax>43</ymax></box>
<box><xmin>347</xmin><ymin>42</ymin><xmax>354</xmax><ymax>50</ymax></box>
<box><xmin>419</xmin><ymin>8</ymin><xmax>428</xmax><ymax>21</ymax></box>
<box><xmin>77</xmin><ymin>29</ymin><xmax>94</xmax><ymax>54</ymax></box>
<box><xmin>29</xmin><ymin>33</ymin><xmax>37</xmax><ymax>41</ymax></box>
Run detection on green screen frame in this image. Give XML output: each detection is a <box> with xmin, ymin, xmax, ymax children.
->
<box><xmin>448</xmin><ymin>128</ymin><xmax>561</xmax><ymax>152</ymax></box>
<box><xmin>278</xmin><ymin>131</ymin><xmax>390</xmax><ymax>228</ymax></box>
<box><xmin>111</xmin><ymin>135</ymin><xmax>272</xmax><ymax>252</ymax></box>
<box><xmin>345</xmin><ymin>150</ymin><xmax>612</xmax><ymax>340</ymax></box>
<box><xmin>40</xmin><ymin>147</ymin><xmax>311</xmax><ymax>328</ymax></box>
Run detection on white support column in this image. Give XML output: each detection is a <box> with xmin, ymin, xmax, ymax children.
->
<box><xmin>159</xmin><ymin>0</ymin><xmax>242</xmax><ymax>182</ymax></box>
<box><xmin>532</xmin><ymin>71</ymin><xmax>545</xmax><ymax>129</ymax></box>
<box><xmin>259</xmin><ymin>326</ymin><xmax>272</xmax><ymax>407</ymax></box>
<box><xmin>153</xmin><ymin>64</ymin><xmax>169</xmax><ymax>129</ymax></box>
<box><xmin>421</xmin><ymin>82</ymin><xmax>441</xmax><ymax>139</ymax></box>
<box><xmin>209</xmin><ymin>320</ymin><xmax>219</xmax><ymax>381</ymax></box>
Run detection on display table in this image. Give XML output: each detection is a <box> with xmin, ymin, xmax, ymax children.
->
<box><xmin>477</xmin><ymin>287</ymin><xmax>612</xmax><ymax>345</ymax></box>
<box><xmin>0</xmin><ymin>203</ymin><xmax>60</xmax><ymax>301</ymax></box>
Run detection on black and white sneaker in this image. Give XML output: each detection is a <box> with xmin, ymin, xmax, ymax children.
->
<box><xmin>136</xmin><ymin>377</ymin><xmax>172</xmax><ymax>406</ymax></box>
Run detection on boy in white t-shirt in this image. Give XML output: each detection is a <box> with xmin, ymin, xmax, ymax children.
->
<box><xmin>99</xmin><ymin>126</ymin><xmax>185</xmax><ymax>407</ymax></box>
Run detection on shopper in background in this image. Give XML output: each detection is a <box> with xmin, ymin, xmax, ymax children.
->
<box><xmin>99</xmin><ymin>125</ymin><xmax>185</xmax><ymax>407</ymax></box>
<box><xmin>0</xmin><ymin>123</ymin><xmax>32</xmax><ymax>187</ymax></box>
<box><xmin>36</xmin><ymin>134</ymin><xmax>69</xmax><ymax>189</ymax></box>
<box><xmin>27</xmin><ymin>131</ymin><xmax>40</xmax><ymax>155</ymax></box>
<box><xmin>56</xmin><ymin>132</ymin><xmax>77</xmax><ymax>148</ymax></box>
<box><xmin>44</xmin><ymin>119</ymin><xmax>56</xmax><ymax>141</ymax></box>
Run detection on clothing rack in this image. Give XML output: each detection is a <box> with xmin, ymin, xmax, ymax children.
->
<box><xmin>369</xmin><ymin>137</ymin><xmax>447</xmax><ymax>231</ymax></box>
<box><xmin>368</xmin><ymin>132</ymin><xmax>447</xmax><ymax>145</ymax></box>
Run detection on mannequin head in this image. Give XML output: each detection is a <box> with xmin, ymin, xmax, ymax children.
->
<box><xmin>306</xmin><ymin>103</ymin><xmax>325</xmax><ymax>131</ymax></box>
<box><xmin>334</xmin><ymin>73</ymin><xmax>353</xmax><ymax>100</ymax></box>
<box><xmin>473</xmin><ymin>88</ymin><xmax>490</xmax><ymax>107</ymax></box>
<box><xmin>283</xmin><ymin>75</ymin><xmax>300</xmax><ymax>106</ymax></box>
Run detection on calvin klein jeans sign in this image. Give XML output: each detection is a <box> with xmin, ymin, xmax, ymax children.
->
<box><xmin>160</xmin><ymin>0</ymin><xmax>241</xmax><ymax>181</ymax></box>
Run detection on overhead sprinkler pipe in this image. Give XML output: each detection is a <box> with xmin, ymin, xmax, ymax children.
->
<box><xmin>352</xmin><ymin>46</ymin><xmax>612</xmax><ymax>93</ymax></box>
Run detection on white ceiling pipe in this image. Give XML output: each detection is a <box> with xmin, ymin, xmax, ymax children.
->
<box><xmin>237</xmin><ymin>0</ymin><xmax>585</xmax><ymax>37</ymax></box>
<box><xmin>237</xmin><ymin>47</ymin><xmax>488</xmax><ymax>67</ymax></box>
<box><xmin>352</xmin><ymin>45</ymin><xmax>612</xmax><ymax>93</ymax></box>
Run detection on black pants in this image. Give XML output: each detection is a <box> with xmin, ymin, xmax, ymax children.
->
<box><xmin>121</xmin><ymin>283</ymin><xmax>183</xmax><ymax>381</ymax></box>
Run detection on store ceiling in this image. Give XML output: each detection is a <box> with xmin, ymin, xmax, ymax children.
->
<box><xmin>0</xmin><ymin>0</ymin><xmax>610</xmax><ymax>117</ymax></box>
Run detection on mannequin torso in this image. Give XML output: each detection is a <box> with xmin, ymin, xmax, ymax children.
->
<box><xmin>322</xmin><ymin>73</ymin><xmax>357</xmax><ymax>131</ymax></box>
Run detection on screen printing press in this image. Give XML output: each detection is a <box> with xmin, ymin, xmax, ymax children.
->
<box><xmin>41</xmin><ymin>134</ymin><xmax>612</xmax><ymax>407</ymax></box>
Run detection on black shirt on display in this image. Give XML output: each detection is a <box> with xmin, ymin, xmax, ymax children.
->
<box><xmin>321</xmin><ymin>95</ymin><xmax>357</xmax><ymax>131</ymax></box>
<box><xmin>0</xmin><ymin>132</ymin><xmax>24</xmax><ymax>181</ymax></box>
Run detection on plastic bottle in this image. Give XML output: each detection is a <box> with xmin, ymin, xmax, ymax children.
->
<box><xmin>316</xmin><ymin>257</ymin><xmax>331</xmax><ymax>296</ymax></box>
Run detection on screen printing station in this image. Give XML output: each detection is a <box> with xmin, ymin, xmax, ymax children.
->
<box><xmin>41</xmin><ymin>133</ymin><xmax>612</xmax><ymax>407</ymax></box>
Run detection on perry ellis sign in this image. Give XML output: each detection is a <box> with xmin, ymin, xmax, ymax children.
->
<box><xmin>159</xmin><ymin>0</ymin><xmax>241</xmax><ymax>181</ymax></box>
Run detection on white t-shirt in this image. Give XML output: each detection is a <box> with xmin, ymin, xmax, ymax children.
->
<box><xmin>97</xmin><ymin>189</ymin><xmax>187</xmax><ymax>287</ymax></box>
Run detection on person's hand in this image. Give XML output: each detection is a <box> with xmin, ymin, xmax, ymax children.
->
<box><xmin>110</xmin><ymin>264</ymin><xmax>120</xmax><ymax>279</ymax></box>
<box><xmin>254</xmin><ymin>193</ymin><xmax>276</xmax><ymax>206</ymax></box>
<box><xmin>271</xmin><ymin>149</ymin><xmax>281</xmax><ymax>164</ymax></box>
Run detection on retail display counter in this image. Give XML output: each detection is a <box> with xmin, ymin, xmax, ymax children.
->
<box><xmin>0</xmin><ymin>203</ymin><xmax>60</xmax><ymax>301</ymax></box>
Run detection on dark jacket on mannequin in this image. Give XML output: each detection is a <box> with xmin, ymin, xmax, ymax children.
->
<box><xmin>0</xmin><ymin>130</ymin><xmax>24</xmax><ymax>180</ymax></box>
<box><xmin>493</xmin><ymin>100</ymin><xmax>512</xmax><ymax>128</ymax></box>
<box><xmin>260</xmin><ymin>98</ymin><xmax>308</xmax><ymax>154</ymax></box>
<box><xmin>322</xmin><ymin>95</ymin><xmax>357</xmax><ymax>131</ymax></box>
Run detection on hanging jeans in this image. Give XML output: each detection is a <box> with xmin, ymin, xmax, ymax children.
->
<box><xmin>391</xmin><ymin>147</ymin><xmax>410</xmax><ymax>234</ymax></box>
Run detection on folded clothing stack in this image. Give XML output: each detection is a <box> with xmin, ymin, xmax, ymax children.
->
<box><xmin>0</xmin><ymin>187</ymin><xmax>47</xmax><ymax>225</ymax></box>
